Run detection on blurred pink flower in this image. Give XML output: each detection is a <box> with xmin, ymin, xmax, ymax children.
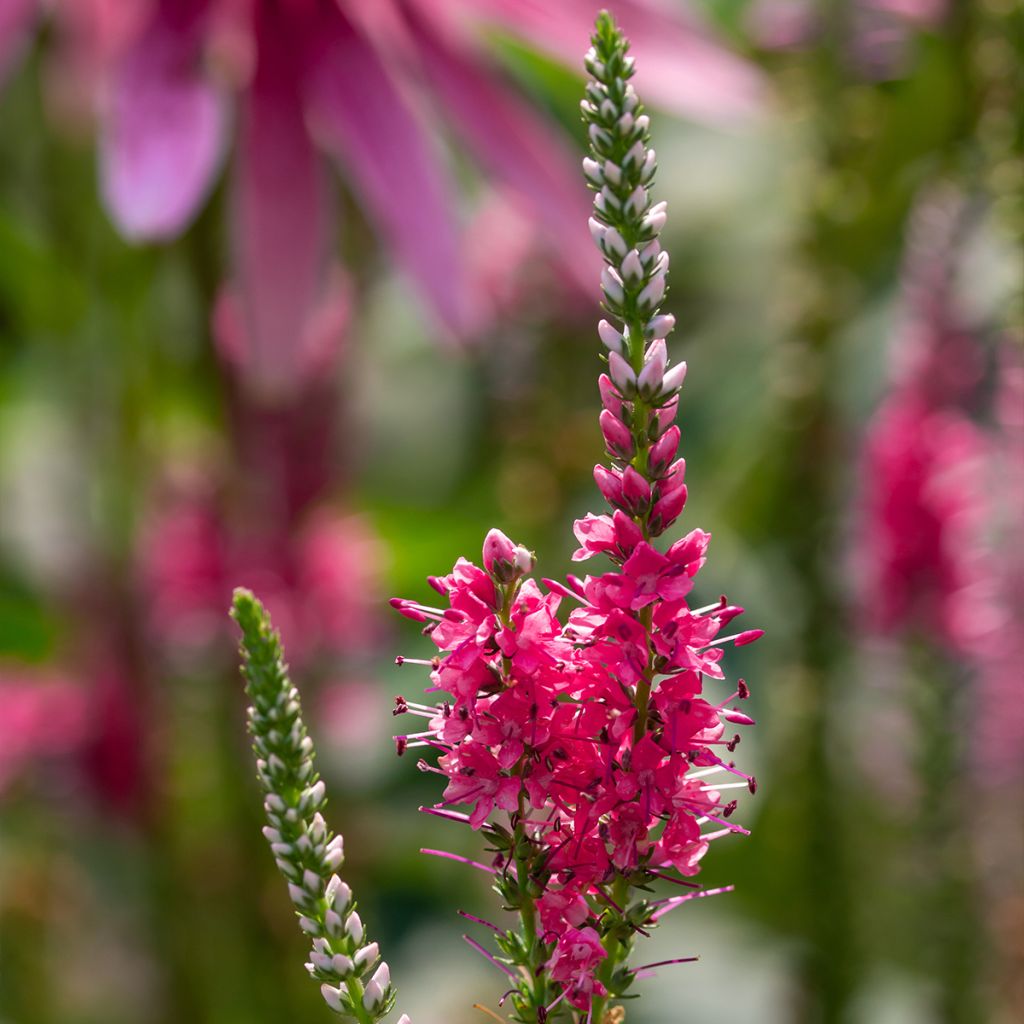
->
<box><xmin>0</xmin><ymin>667</ymin><xmax>89</xmax><ymax>793</ymax></box>
<box><xmin>858</xmin><ymin>190</ymin><xmax>990</xmax><ymax>650</ymax></box>
<box><xmin>972</xmin><ymin>348</ymin><xmax>1024</xmax><ymax>784</ymax></box>
<box><xmin>3</xmin><ymin>0</ymin><xmax>765</xmax><ymax>394</ymax></box>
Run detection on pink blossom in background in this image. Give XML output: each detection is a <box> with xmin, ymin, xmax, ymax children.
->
<box><xmin>2</xmin><ymin>0</ymin><xmax>765</xmax><ymax>396</ymax></box>
<box><xmin>858</xmin><ymin>191</ymin><xmax>990</xmax><ymax>651</ymax></box>
<box><xmin>0</xmin><ymin>668</ymin><xmax>88</xmax><ymax>792</ymax></box>
<box><xmin>972</xmin><ymin>348</ymin><xmax>1024</xmax><ymax>784</ymax></box>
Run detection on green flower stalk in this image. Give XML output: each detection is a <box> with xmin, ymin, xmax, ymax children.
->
<box><xmin>232</xmin><ymin>589</ymin><xmax>409</xmax><ymax>1024</ymax></box>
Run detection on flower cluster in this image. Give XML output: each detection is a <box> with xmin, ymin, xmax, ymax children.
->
<box><xmin>232</xmin><ymin>590</ymin><xmax>408</xmax><ymax>1024</ymax></box>
<box><xmin>391</xmin><ymin>15</ymin><xmax>759</xmax><ymax>1023</ymax></box>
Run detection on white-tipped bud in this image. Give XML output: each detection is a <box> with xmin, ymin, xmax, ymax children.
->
<box><xmin>270</xmin><ymin>841</ymin><xmax>291</xmax><ymax>857</ymax></box>
<box><xmin>600</xmin><ymin>98</ymin><xmax>616</xmax><ymax>119</ymax></box>
<box><xmin>302</xmin><ymin>869</ymin><xmax>321</xmax><ymax>893</ymax></box>
<box><xmin>268</xmin><ymin>753</ymin><xmax>286</xmax><ymax>774</ymax></box>
<box><xmin>637</xmin><ymin>271</ymin><xmax>666</xmax><ymax>312</ymax></box>
<box><xmin>636</xmin><ymin>114</ymin><xmax>650</xmax><ymax>133</ymax></box>
<box><xmin>638</xmin><ymin>339</ymin><xmax>668</xmax><ymax>395</ymax></box>
<box><xmin>641</xmin><ymin>149</ymin><xmax>657</xmax><ymax>182</ymax></box>
<box><xmin>589</xmin><ymin>123</ymin><xmax>611</xmax><ymax>148</ymax></box>
<box><xmin>598</xmin><ymin>319</ymin><xmax>624</xmax><ymax>354</ymax></box>
<box><xmin>608</xmin><ymin>351</ymin><xmax>637</xmax><ymax>393</ymax></box>
<box><xmin>601</xmin><ymin>267</ymin><xmax>625</xmax><ymax>305</ymax></box>
<box><xmin>639</xmin><ymin>239</ymin><xmax>661</xmax><ymax>266</ymax></box>
<box><xmin>588</xmin><ymin>217</ymin><xmax>606</xmax><ymax>244</ymax></box>
<box><xmin>623</xmin><ymin>84</ymin><xmax>639</xmax><ymax>113</ymax></box>
<box><xmin>620</xmin><ymin>249</ymin><xmax>644</xmax><ymax>284</ymax></box>
<box><xmin>262</xmin><ymin>826</ymin><xmax>282</xmax><ymax>843</ymax></box>
<box><xmin>354</xmin><ymin>942</ymin><xmax>380</xmax><ymax>969</ymax></box>
<box><xmin>321</xmin><ymin>984</ymin><xmax>346</xmax><ymax>1013</ymax></box>
<box><xmin>602</xmin><ymin>226</ymin><xmax>627</xmax><ymax>259</ymax></box>
<box><xmin>624</xmin><ymin>186</ymin><xmax>648</xmax><ymax>218</ymax></box>
<box><xmin>513</xmin><ymin>546</ymin><xmax>535</xmax><ymax>574</ymax></box>
<box><xmin>265</xmin><ymin>794</ymin><xmax>285</xmax><ymax>813</ymax></box>
<box><xmin>309</xmin><ymin>813</ymin><xmax>327</xmax><ymax>843</ymax></box>
<box><xmin>646</xmin><ymin>314</ymin><xmax>676</xmax><ymax>339</ymax></box>
<box><xmin>603</xmin><ymin>160</ymin><xmax>622</xmax><ymax>186</ymax></box>
<box><xmin>299</xmin><ymin>916</ymin><xmax>320</xmax><ymax>935</ymax></box>
<box><xmin>623</xmin><ymin>140</ymin><xmax>646</xmax><ymax>169</ymax></box>
<box><xmin>332</xmin><ymin>953</ymin><xmax>354</xmax><ymax>976</ymax></box>
<box><xmin>310</xmin><ymin>951</ymin><xmax>334</xmax><ymax>973</ymax></box>
<box><xmin>661</xmin><ymin>361</ymin><xmax>688</xmax><ymax>393</ymax></box>
<box><xmin>345</xmin><ymin>911</ymin><xmax>364</xmax><ymax>944</ymax></box>
<box><xmin>582</xmin><ymin>157</ymin><xmax>603</xmax><ymax>185</ymax></box>
<box><xmin>397</xmin><ymin>1016</ymin><xmax>413</xmax><ymax>1024</ymax></box>
<box><xmin>325</xmin><ymin>909</ymin><xmax>343</xmax><ymax>938</ymax></box>
<box><xmin>276</xmin><ymin>857</ymin><xmax>299</xmax><ymax>879</ymax></box>
<box><xmin>618</xmin><ymin>112</ymin><xmax>634</xmax><ymax>135</ymax></box>
<box><xmin>599</xmin><ymin>186</ymin><xmax>621</xmax><ymax>211</ymax></box>
<box><xmin>363</xmin><ymin>962</ymin><xmax>391</xmax><ymax>1011</ymax></box>
<box><xmin>327</xmin><ymin>876</ymin><xmax>352</xmax><ymax>913</ymax></box>
<box><xmin>288</xmin><ymin>882</ymin><xmax>310</xmax><ymax>906</ymax></box>
<box><xmin>304</xmin><ymin>780</ymin><xmax>326</xmax><ymax>809</ymax></box>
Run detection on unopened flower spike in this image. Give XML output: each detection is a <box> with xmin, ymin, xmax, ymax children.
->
<box><xmin>391</xmin><ymin>12</ymin><xmax>759</xmax><ymax>1024</ymax></box>
<box><xmin>231</xmin><ymin>590</ymin><xmax>411</xmax><ymax>1024</ymax></box>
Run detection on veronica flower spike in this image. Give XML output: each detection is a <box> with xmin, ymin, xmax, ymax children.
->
<box><xmin>232</xmin><ymin>590</ymin><xmax>411</xmax><ymax>1024</ymax></box>
<box><xmin>391</xmin><ymin>13</ymin><xmax>759</xmax><ymax>1024</ymax></box>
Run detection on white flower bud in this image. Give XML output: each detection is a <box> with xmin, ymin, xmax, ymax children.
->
<box><xmin>362</xmin><ymin>962</ymin><xmax>391</xmax><ymax>1011</ymax></box>
<box><xmin>602</xmin><ymin>160</ymin><xmax>621</xmax><ymax>185</ymax></box>
<box><xmin>598</xmin><ymin>319</ymin><xmax>624</xmax><ymax>354</ymax></box>
<box><xmin>661</xmin><ymin>361</ymin><xmax>688</xmax><ymax>393</ymax></box>
<box><xmin>602</xmin><ymin>225</ymin><xmax>627</xmax><ymax>259</ymax></box>
<box><xmin>582</xmin><ymin>157</ymin><xmax>603</xmax><ymax>185</ymax></box>
<box><xmin>601</xmin><ymin>267</ymin><xmax>625</xmax><ymax>305</ymax></box>
<box><xmin>345</xmin><ymin>911</ymin><xmax>364</xmax><ymax>944</ymax></box>
<box><xmin>624</xmin><ymin>186</ymin><xmax>648</xmax><ymax>218</ymax></box>
<box><xmin>332</xmin><ymin>953</ymin><xmax>354</xmax><ymax>976</ymax></box>
<box><xmin>299</xmin><ymin>916</ymin><xmax>320</xmax><ymax>935</ymax></box>
<box><xmin>588</xmin><ymin>217</ymin><xmax>606</xmax><ymax>244</ymax></box>
<box><xmin>608</xmin><ymin>351</ymin><xmax>637</xmax><ymax>393</ymax></box>
<box><xmin>321</xmin><ymin>984</ymin><xmax>346</xmax><ymax>1013</ymax></box>
<box><xmin>623</xmin><ymin>140</ymin><xmax>645</xmax><ymax>168</ymax></box>
<box><xmin>646</xmin><ymin>314</ymin><xmax>676</xmax><ymax>339</ymax></box>
<box><xmin>618</xmin><ymin>112</ymin><xmax>634</xmax><ymax>135</ymax></box>
<box><xmin>620</xmin><ymin>249</ymin><xmax>644</xmax><ymax>284</ymax></box>
<box><xmin>354</xmin><ymin>942</ymin><xmax>380</xmax><ymax>969</ymax></box>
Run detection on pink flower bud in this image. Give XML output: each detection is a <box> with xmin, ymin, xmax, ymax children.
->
<box><xmin>598</xmin><ymin>373</ymin><xmax>624</xmax><ymax>417</ymax></box>
<box><xmin>661</xmin><ymin>361</ymin><xmax>688</xmax><ymax>394</ymax></box>
<box><xmin>603</xmin><ymin>160</ymin><xmax>622</xmax><ymax>185</ymax></box>
<box><xmin>594</xmin><ymin>465</ymin><xmax>625</xmax><ymax>507</ymax></box>
<box><xmin>646</xmin><ymin>314</ymin><xmax>675</xmax><ymax>339</ymax></box>
<box><xmin>513</xmin><ymin>546</ymin><xmax>535</xmax><ymax>574</ymax></box>
<box><xmin>582</xmin><ymin>157</ymin><xmax>603</xmax><ymax>184</ymax></box>
<box><xmin>612</xmin><ymin>509</ymin><xmax>644</xmax><ymax>551</ymax></box>
<box><xmin>648</xmin><ymin>425</ymin><xmax>680</xmax><ymax>475</ymax></box>
<box><xmin>624</xmin><ymin>185</ymin><xmax>648</xmax><ymax>218</ymax></box>
<box><xmin>482</xmin><ymin>529</ymin><xmax>516</xmax><ymax>575</ymax></box>
<box><xmin>637</xmin><ymin>339</ymin><xmax>667</xmax><ymax>396</ymax></box>
<box><xmin>602</xmin><ymin>226</ymin><xmax>627</xmax><ymax>259</ymax></box>
<box><xmin>588</xmin><ymin>217</ymin><xmax>606</xmax><ymax>244</ymax></box>
<box><xmin>722</xmin><ymin>708</ymin><xmax>756</xmax><ymax>726</ymax></box>
<box><xmin>659</xmin><ymin>458</ymin><xmax>687</xmax><ymax>497</ymax></box>
<box><xmin>608</xmin><ymin>351</ymin><xmax>637</xmax><ymax>393</ymax></box>
<box><xmin>651</xmin><ymin>482</ymin><xmax>688</xmax><ymax>533</ymax></box>
<box><xmin>621</xmin><ymin>466</ymin><xmax>652</xmax><ymax>509</ymax></box>
<box><xmin>654</xmin><ymin>395</ymin><xmax>679</xmax><ymax>435</ymax></box>
<box><xmin>642</xmin><ymin>200</ymin><xmax>667</xmax><ymax>235</ymax></box>
<box><xmin>600</xmin><ymin>409</ymin><xmax>634</xmax><ymax>458</ymax></box>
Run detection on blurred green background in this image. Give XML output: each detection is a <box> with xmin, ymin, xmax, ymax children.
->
<box><xmin>1</xmin><ymin>2</ymin><xmax>1021</xmax><ymax>1023</ymax></box>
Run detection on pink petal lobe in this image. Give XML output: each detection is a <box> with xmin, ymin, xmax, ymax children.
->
<box><xmin>227</xmin><ymin>5</ymin><xmax>342</xmax><ymax>398</ymax></box>
<box><xmin>306</xmin><ymin>9</ymin><xmax>473</xmax><ymax>339</ymax></box>
<box><xmin>99</xmin><ymin>4</ymin><xmax>225</xmax><ymax>240</ymax></box>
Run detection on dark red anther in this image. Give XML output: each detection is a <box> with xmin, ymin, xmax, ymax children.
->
<box><xmin>726</xmin><ymin>734</ymin><xmax>741</xmax><ymax>752</ymax></box>
<box><xmin>748</xmin><ymin>777</ymin><xmax>758</xmax><ymax>794</ymax></box>
<box><xmin>393</xmin><ymin>696</ymin><xmax>409</xmax><ymax>716</ymax></box>
<box><xmin>394</xmin><ymin>736</ymin><xmax>408</xmax><ymax>756</ymax></box>
<box><xmin>722</xmin><ymin>799</ymin><xmax>738</xmax><ymax>818</ymax></box>
<box><xmin>737</xmin><ymin>679</ymin><xmax>750</xmax><ymax>699</ymax></box>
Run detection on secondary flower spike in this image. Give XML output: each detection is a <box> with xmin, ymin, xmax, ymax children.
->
<box><xmin>391</xmin><ymin>13</ymin><xmax>759</xmax><ymax>1023</ymax></box>
<box><xmin>232</xmin><ymin>590</ymin><xmax>410</xmax><ymax>1024</ymax></box>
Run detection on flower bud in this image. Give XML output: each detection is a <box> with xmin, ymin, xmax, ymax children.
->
<box><xmin>621</xmin><ymin>466</ymin><xmax>652</xmax><ymax>511</ymax></box>
<box><xmin>598</xmin><ymin>373</ymin><xmax>624</xmax><ymax>417</ymax></box>
<box><xmin>363</xmin><ymin>962</ymin><xmax>391</xmax><ymax>1011</ymax></box>
<box><xmin>321</xmin><ymin>985</ymin><xmax>346</xmax><ymax>1013</ymax></box>
<box><xmin>620</xmin><ymin>249</ymin><xmax>644</xmax><ymax>284</ymax></box>
<box><xmin>599</xmin><ymin>409</ymin><xmax>634</xmax><ymax>459</ymax></box>
<box><xmin>582</xmin><ymin>157</ymin><xmax>603</xmax><ymax>185</ymax></box>
<box><xmin>598</xmin><ymin>319</ymin><xmax>624</xmax><ymax>354</ymax></box>
<box><xmin>593</xmin><ymin>465</ymin><xmax>625</xmax><ymax>508</ymax></box>
<box><xmin>482</xmin><ymin>528</ymin><xmax>516</xmax><ymax>577</ymax></box>
<box><xmin>601</xmin><ymin>266</ymin><xmax>625</xmax><ymax>305</ymax></box>
<box><xmin>648</xmin><ymin>425</ymin><xmax>680</xmax><ymax>475</ymax></box>
<box><xmin>608</xmin><ymin>351</ymin><xmax>636</xmax><ymax>394</ymax></box>
<box><xmin>624</xmin><ymin>185</ymin><xmax>648</xmax><ymax>218</ymax></box>
<box><xmin>645</xmin><ymin>314</ymin><xmax>675</xmax><ymax>340</ymax></box>
<box><xmin>637</xmin><ymin>270</ymin><xmax>666</xmax><ymax>313</ymax></box>
<box><xmin>661</xmin><ymin>360</ymin><xmax>688</xmax><ymax>394</ymax></box>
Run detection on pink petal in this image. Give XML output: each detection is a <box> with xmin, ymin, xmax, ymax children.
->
<box><xmin>407</xmin><ymin>9</ymin><xmax>599</xmax><ymax>293</ymax></box>
<box><xmin>99</xmin><ymin>4</ymin><xmax>225</xmax><ymax>240</ymax></box>
<box><xmin>306</xmin><ymin>9</ymin><xmax>473</xmax><ymax>339</ymax></box>
<box><xmin>228</xmin><ymin>6</ymin><xmax>342</xmax><ymax>397</ymax></box>
<box><xmin>0</xmin><ymin>0</ymin><xmax>37</xmax><ymax>84</ymax></box>
<box><xmin>429</xmin><ymin>0</ymin><xmax>766</xmax><ymax>123</ymax></box>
